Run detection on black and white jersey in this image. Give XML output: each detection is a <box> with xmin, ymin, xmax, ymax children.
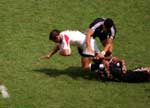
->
<box><xmin>89</xmin><ymin>18</ymin><xmax>117</xmax><ymax>40</ymax></box>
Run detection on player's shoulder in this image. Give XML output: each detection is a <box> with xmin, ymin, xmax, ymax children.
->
<box><xmin>89</xmin><ymin>18</ymin><xmax>105</xmax><ymax>28</ymax></box>
<box><xmin>61</xmin><ymin>30</ymin><xmax>78</xmax><ymax>33</ymax></box>
<box><xmin>93</xmin><ymin>18</ymin><xmax>105</xmax><ymax>22</ymax></box>
<box><xmin>61</xmin><ymin>30</ymin><xmax>70</xmax><ymax>34</ymax></box>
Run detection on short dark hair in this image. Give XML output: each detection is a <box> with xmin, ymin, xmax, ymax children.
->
<box><xmin>104</xmin><ymin>18</ymin><xmax>114</xmax><ymax>29</ymax></box>
<box><xmin>49</xmin><ymin>29</ymin><xmax>60</xmax><ymax>40</ymax></box>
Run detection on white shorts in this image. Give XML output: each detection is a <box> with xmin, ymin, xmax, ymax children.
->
<box><xmin>82</xmin><ymin>38</ymin><xmax>100</xmax><ymax>56</ymax></box>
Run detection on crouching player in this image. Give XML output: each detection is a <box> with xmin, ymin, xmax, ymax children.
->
<box><xmin>41</xmin><ymin>29</ymin><xmax>103</xmax><ymax>72</ymax></box>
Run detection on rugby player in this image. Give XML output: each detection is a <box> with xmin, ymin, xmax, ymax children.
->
<box><xmin>85</xmin><ymin>18</ymin><xmax>116</xmax><ymax>58</ymax></box>
<box><xmin>97</xmin><ymin>57</ymin><xmax>150</xmax><ymax>82</ymax></box>
<box><xmin>41</xmin><ymin>29</ymin><xmax>104</xmax><ymax>72</ymax></box>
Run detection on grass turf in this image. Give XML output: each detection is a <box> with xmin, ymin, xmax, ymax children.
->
<box><xmin>0</xmin><ymin>0</ymin><xmax>150</xmax><ymax>108</ymax></box>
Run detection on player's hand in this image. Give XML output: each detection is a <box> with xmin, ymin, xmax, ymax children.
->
<box><xmin>95</xmin><ymin>53</ymin><xmax>104</xmax><ymax>60</ymax></box>
<box><xmin>40</xmin><ymin>55</ymin><xmax>50</xmax><ymax>60</ymax></box>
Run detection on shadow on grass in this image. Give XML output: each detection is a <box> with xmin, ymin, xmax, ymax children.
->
<box><xmin>33</xmin><ymin>67</ymin><xmax>150</xmax><ymax>83</ymax></box>
<box><xmin>33</xmin><ymin>66</ymin><xmax>100</xmax><ymax>81</ymax></box>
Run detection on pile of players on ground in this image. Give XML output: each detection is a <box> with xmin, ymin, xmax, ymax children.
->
<box><xmin>42</xmin><ymin>18</ymin><xmax>150</xmax><ymax>83</ymax></box>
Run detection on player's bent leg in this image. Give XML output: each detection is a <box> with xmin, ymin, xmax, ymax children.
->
<box><xmin>81</xmin><ymin>57</ymin><xmax>92</xmax><ymax>71</ymax></box>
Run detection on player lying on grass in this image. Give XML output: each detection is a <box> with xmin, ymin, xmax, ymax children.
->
<box><xmin>97</xmin><ymin>56</ymin><xmax>150</xmax><ymax>82</ymax></box>
<box><xmin>123</xmin><ymin>67</ymin><xmax>150</xmax><ymax>82</ymax></box>
<box><xmin>41</xmin><ymin>29</ymin><xmax>103</xmax><ymax>72</ymax></box>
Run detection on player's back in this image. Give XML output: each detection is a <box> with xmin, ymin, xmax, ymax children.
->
<box><xmin>60</xmin><ymin>30</ymin><xmax>86</xmax><ymax>47</ymax></box>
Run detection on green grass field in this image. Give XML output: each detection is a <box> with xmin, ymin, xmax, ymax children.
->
<box><xmin>0</xmin><ymin>0</ymin><xmax>150</xmax><ymax>108</ymax></box>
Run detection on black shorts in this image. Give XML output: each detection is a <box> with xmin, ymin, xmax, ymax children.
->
<box><xmin>77</xmin><ymin>47</ymin><xmax>94</xmax><ymax>57</ymax></box>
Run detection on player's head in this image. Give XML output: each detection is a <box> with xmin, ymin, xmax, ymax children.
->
<box><xmin>49</xmin><ymin>29</ymin><xmax>61</xmax><ymax>43</ymax></box>
<box><xmin>104</xmin><ymin>18</ymin><xmax>114</xmax><ymax>30</ymax></box>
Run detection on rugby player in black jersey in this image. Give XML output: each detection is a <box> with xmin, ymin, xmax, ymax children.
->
<box><xmin>85</xmin><ymin>18</ymin><xmax>116</xmax><ymax>58</ymax></box>
<box><xmin>97</xmin><ymin>56</ymin><xmax>150</xmax><ymax>82</ymax></box>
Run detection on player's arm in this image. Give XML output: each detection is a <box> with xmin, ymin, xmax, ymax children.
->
<box><xmin>102</xmin><ymin>60</ymin><xmax>111</xmax><ymax>79</ymax></box>
<box><xmin>59</xmin><ymin>49</ymin><xmax>71</xmax><ymax>56</ymax></box>
<box><xmin>101</xmin><ymin>37</ymin><xmax>113</xmax><ymax>56</ymax></box>
<box><xmin>41</xmin><ymin>44</ymin><xmax>60</xmax><ymax>59</ymax></box>
<box><xmin>59</xmin><ymin>35</ymin><xmax>71</xmax><ymax>56</ymax></box>
<box><xmin>101</xmin><ymin>25</ymin><xmax>116</xmax><ymax>57</ymax></box>
<box><xmin>85</xmin><ymin>29</ymin><xmax>94</xmax><ymax>53</ymax></box>
<box><xmin>86</xmin><ymin>29</ymin><xmax>94</xmax><ymax>47</ymax></box>
<box><xmin>121</xmin><ymin>59</ymin><xmax>127</xmax><ymax>74</ymax></box>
